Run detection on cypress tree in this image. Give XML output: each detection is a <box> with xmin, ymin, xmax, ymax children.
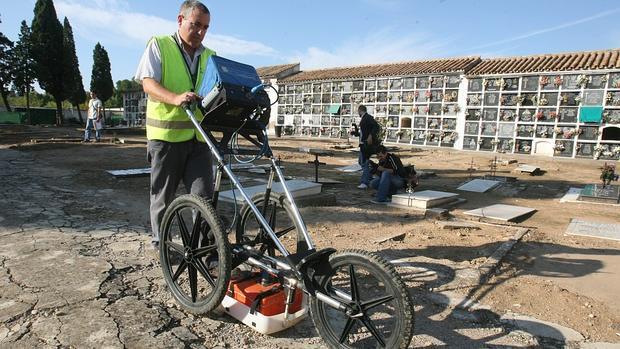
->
<box><xmin>90</xmin><ymin>42</ymin><xmax>114</xmax><ymax>119</ymax></box>
<box><xmin>62</xmin><ymin>17</ymin><xmax>86</xmax><ymax>123</ymax></box>
<box><xmin>0</xmin><ymin>17</ymin><xmax>14</xmax><ymax>112</ymax></box>
<box><xmin>12</xmin><ymin>20</ymin><xmax>37</xmax><ymax>123</ymax></box>
<box><xmin>31</xmin><ymin>0</ymin><xmax>65</xmax><ymax>125</ymax></box>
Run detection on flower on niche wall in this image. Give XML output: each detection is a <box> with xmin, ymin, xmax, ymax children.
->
<box><xmin>577</xmin><ymin>74</ymin><xmax>591</xmax><ymax>87</ymax></box>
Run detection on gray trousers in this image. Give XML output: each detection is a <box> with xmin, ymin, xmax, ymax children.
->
<box><xmin>148</xmin><ymin>139</ymin><xmax>213</xmax><ymax>243</ymax></box>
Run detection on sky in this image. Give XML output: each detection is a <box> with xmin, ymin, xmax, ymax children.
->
<box><xmin>1</xmin><ymin>0</ymin><xmax>620</xmax><ymax>91</ymax></box>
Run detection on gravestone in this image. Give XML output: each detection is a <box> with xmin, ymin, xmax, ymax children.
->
<box><xmin>559</xmin><ymin>108</ymin><xmax>578</xmax><ymax>122</ymax></box>
<box><xmin>391</xmin><ymin>190</ymin><xmax>459</xmax><ymax>209</ymax></box>
<box><xmin>583</xmin><ymin>90</ymin><xmax>604</xmax><ymax>105</ymax></box>
<box><xmin>107</xmin><ymin>168</ymin><xmax>150</xmax><ymax>178</ymax></box>
<box><xmin>219</xmin><ymin>180</ymin><xmax>322</xmax><ymax>204</ymax></box>
<box><xmin>559</xmin><ymin>187</ymin><xmax>584</xmax><ymax>203</ymax></box>
<box><xmin>465</xmin><ymin>122</ymin><xmax>479</xmax><ymax>135</ymax></box>
<box><xmin>335</xmin><ymin>163</ymin><xmax>362</xmax><ymax>172</ymax></box>
<box><xmin>483</xmin><ymin>175</ymin><xmax>517</xmax><ymax>182</ymax></box>
<box><xmin>565</xmin><ymin>218</ymin><xmax>620</xmax><ymax>241</ymax></box>
<box><xmin>578</xmin><ymin>184</ymin><xmax>620</xmax><ymax>204</ymax></box>
<box><xmin>514</xmin><ymin>164</ymin><xmax>541</xmax><ymax>175</ymax></box>
<box><xmin>457</xmin><ymin>179</ymin><xmax>501</xmax><ymax>193</ymax></box>
<box><xmin>498</xmin><ymin>124</ymin><xmax>515</xmax><ymax>138</ymax></box>
<box><xmin>464</xmin><ymin>204</ymin><xmax>536</xmax><ymax>222</ymax></box>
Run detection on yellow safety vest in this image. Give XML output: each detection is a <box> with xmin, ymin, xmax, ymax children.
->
<box><xmin>146</xmin><ymin>35</ymin><xmax>215</xmax><ymax>142</ymax></box>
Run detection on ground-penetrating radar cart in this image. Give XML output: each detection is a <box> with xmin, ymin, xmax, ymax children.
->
<box><xmin>159</xmin><ymin>55</ymin><xmax>415</xmax><ymax>348</ymax></box>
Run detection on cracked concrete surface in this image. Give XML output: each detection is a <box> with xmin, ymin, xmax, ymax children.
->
<box><xmin>1</xmin><ymin>145</ymin><xmax>617</xmax><ymax>349</ymax></box>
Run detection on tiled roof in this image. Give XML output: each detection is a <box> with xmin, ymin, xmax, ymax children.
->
<box><xmin>256</xmin><ymin>63</ymin><xmax>300</xmax><ymax>79</ymax></box>
<box><xmin>468</xmin><ymin>49</ymin><xmax>620</xmax><ymax>75</ymax></box>
<box><xmin>279</xmin><ymin>57</ymin><xmax>481</xmax><ymax>83</ymax></box>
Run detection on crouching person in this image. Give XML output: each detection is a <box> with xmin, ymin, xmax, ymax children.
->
<box><xmin>369</xmin><ymin>145</ymin><xmax>406</xmax><ymax>204</ymax></box>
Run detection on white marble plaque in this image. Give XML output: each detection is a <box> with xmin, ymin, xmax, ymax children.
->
<box><xmin>566</xmin><ymin>219</ymin><xmax>620</xmax><ymax>241</ymax></box>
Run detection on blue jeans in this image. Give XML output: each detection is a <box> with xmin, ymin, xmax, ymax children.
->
<box><xmin>84</xmin><ymin>118</ymin><xmax>101</xmax><ymax>141</ymax></box>
<box><xmin>370</xmin><ymin>171</ymin><xmax>404</xmax><ymax>201</ymax></box>
<box><xmin>358</xmin><ymin>149</ymin><xmax>371</xmax><ymax>185</ymax></box>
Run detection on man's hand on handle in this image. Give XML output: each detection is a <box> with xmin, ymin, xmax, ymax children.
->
<box><xmin>142</xmin><ymin>78</ymin><xmax>201</xmax><ymax>109</ymax></box>
<box><xmin>173</xmin><ymin>92</ymin><xmax>201</xmax><ymax>107</ymax></box>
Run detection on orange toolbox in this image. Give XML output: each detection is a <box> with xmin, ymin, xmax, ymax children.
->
<box><xmin>221</xmin><ymin>272</ymin><xmax>307</xmax><ymax>334</ymax></box>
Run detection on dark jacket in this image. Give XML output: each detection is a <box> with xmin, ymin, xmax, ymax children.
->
<box><xmin>352</xmin><ymin>113</ymin><xmax>380</xmax><ymax>157</ymax></box>
<box><xmin>352</xmin><ymin>113</ymin><xmax>379</xmax><ymax>145</ymax></box>
<box><xmin>379</xmin><ymin>153</ymin><xmax>406</xmax><ymax>178</ymax></box>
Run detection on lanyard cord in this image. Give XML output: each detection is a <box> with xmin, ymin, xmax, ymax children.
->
<box><xmin>171</xmin><ymin>34</ymin><xmax>198</xmax><ymax>88</ymax></box>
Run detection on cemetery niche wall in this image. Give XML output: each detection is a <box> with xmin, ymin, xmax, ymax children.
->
<box><xmin>275</xmin><ymin>49</ymin><xmax>620</xmax><ymax>160</ymax></box>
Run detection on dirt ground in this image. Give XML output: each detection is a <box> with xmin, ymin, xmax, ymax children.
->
<box><xmin>1</xmin><ymin>124</ymin><xmax>619</xmax><ymax>348</ymax></box>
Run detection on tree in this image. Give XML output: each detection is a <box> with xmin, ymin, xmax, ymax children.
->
<box><xmin>31</xmin><ymin>0</ymin><xmax>65</xmax><ymax>126</ymax></box>
<box><xmin>90</xmin><ymin>42</ymin><xmax>114</xmax><ymax>117</ymax></box>
<box><xmin>62</xmin><ymin>17</ymin><xmax>86</xmax><ymax>123</ymax></box>
<box><xmin>11</xmin><ymin>20</ymin><xmax>37</xmax><ymax>123</ymax></box>
<box><xmin>0</xmin><ymin>17</ymin><xmax>15</xmax><ymax>112</ymax></box>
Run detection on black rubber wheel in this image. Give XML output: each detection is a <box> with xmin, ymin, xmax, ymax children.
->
<box><xmin>160</xmin><ymin>194</ymin><xmax>231</xmax><ymax>314</ymax></box>
<box><xmin>310</xmin><ymin>250</ymin><xmax>414</xmax><ymax>349</ymax></box>
<box><xmin>235</xmin><ymin>192</ymin><xmax>302</xmax><ymax>256</ymax></box>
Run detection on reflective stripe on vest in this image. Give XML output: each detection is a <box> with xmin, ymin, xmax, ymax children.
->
<box><xmin>145</xmin><ymin>35</ymin><xmax>215</xmax><ymax>142</ymax></box>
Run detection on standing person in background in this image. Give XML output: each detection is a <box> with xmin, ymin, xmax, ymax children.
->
<box><xmin>134</xmin><ymin>0</ymin><xmax>215</xmax><ymax>250</ymax></box>
<box><xmin>350</xmin><ymin>105</ymin><xmax>379</xmax><ymax>189</ymax></box>
<box><xmin>83</xmin><ymin>91</ymin><xmax>102</xmax><ymax>142</ymax></box>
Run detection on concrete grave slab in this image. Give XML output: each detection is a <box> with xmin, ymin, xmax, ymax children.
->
<box><xmin>458</xmin><ymin>179</ymin><xmax>501</xmax><ymax>193</ymax></box>
<box><xmin>436</xmin><ymin>221</ymin><xmax>481</xmax><ymax>230</ymax></box>
<box><xmin>107</xmin><ymin>168</ymin><xmax>150</xmax><ymax>178</ymax></box>
<box><xmin>489</xmin><ymin>158</ymin><xmax>518</xmax><ymax>166</ymax></box>
<box><xmin>416</xmin><ymin>170</ymin><xmax>436</xmax><ymax>179</ymax></box>
<box><xmin>296</xmin><ymin>177</ymin><xmax>344</xmax><ymax>184</ymax></box>
<box><xmin>219</xmin><ymin>180</ymin><xmax>322</xmax><ymax>204</ymax></box>
<box><xmin>226</xmin><ymin>163</ymin><xmax>277</xmax><ymax>171</ymax></box>
<box><xmin>560</xmin><ymin>187</ymin><xmax>584</xmax><ymax>203</ymax></box>
<box><xmin>391</xmin><ymin>190</ymin><xmax>459</xmax><ymax>209</ymax></box>
<box><xmin>375</xmin><ymin>232</ymin><xmax>406</xmax><ymax>243</ymax></box>
<box><xmin>332</xmin><ymin>144</ymin><xmax>355</xmax><ymax>150</ymax></box>
<box><xmin>464</xmin><ymin>204</ymin><xmax>536</xmax><ymax>222</ymax></box>
<box><xmin>335</xmin><ymin>163</ymin><xmax>362</xmax><ymax>172</ymax></box>
<box><xmin>565</xmin><ymin>218</ymin><xmax>620</xmax><ymax>241</ymax></box>
<box><xmin>500</xmin><ymin>313</ymin><xmax>584</xmax><ymax>342</ymax></box>
<box><xmin>483</xmin><ymin>175</ymin><xmax>517</xmax><ymax>182</ymax></box>
<box><xmin>299</xmin><ymin>147</ymin><xmax>334</xmax><ymax>156</ymax></box>
<box><xmin>513</xmin><ymin>164</ymin><xmax>541</xmax><ymax>175</ymax></box>
<box><xmin>247</xmin><ymin>168</ymin><xmax>266</xmax><ymax>174</ymax></box>
<box><xmin>580</xmin><ymin>343</ymin><xmax>620</xmax><ymax>349</ymax></box>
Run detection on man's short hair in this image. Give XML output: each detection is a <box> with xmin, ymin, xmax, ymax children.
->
<box><xmin>376</xmin><ymin>145</ymin><xmax>387</xmax><ymax>154</ymax></box>
<box><xmin>180</xmin><ymin>0</ymin><xmax>210</xmax><ymax>17</ymax></box>
<box><xmin>358</xmin><ymin>105</ymin><xmax>367</xmax><ymax>113</ymax></box>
